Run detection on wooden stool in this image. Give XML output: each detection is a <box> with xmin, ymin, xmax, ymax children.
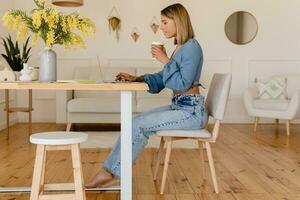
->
<box><xmin>29</xmin><ymin>131</ymin><xmax>88</xmax><ymax>200</ymax></box>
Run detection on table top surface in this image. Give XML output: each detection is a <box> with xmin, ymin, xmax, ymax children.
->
<box><xmin>0</xmin><ymin>81</ymin><xmax>149</xmax><ymax>91</ymax></box>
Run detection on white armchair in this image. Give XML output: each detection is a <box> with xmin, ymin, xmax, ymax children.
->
<box><xmin>244</xmin><ymin>75</ymin><xmax>300</xmax><ymax>136</ymax></box>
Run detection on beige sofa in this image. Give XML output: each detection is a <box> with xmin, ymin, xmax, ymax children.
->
<box><xmin>56</xmin><ymin>65</ymin><xmax>172</xmax><ymax>130</ymax></box>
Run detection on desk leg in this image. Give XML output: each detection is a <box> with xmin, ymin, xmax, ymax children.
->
<box><xmin>5</xmin><ymin>89</ymin><xmax>9</xmax><ymax>140</ymax></box>
<box><xmin>121</xmin><ymin>91</ymin><xmax>132</xmax><ymax>200</ymax></box>
<box><xmin>28</xmin><ymin>89</ymin><xmax>32</xmax><ymax>135</ymax></box>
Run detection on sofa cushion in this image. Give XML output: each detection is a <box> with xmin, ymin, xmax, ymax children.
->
<box><xmin>68</xmin><ymin>97</ymin><xmax>137</xmax><ymax>113</ymax></box>
<box><xmin>253</xmin><ymin>99</ymin><xmax>290</xmax><ymax>111</ymax></box>
<box><xmin>137</xmin><ymin>88</ymin><xmax>172</xmax><ymax>99</ymax></box>
<box><xmin>137</xmin><ymin>98</ymin><xmax>172</xmax><ymax>112</ymax></box>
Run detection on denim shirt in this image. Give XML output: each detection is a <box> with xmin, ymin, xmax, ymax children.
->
<box><xmin>143</xmin><ymin>38</ymin><xmax>203</xmax><ymax>93</ymax></box>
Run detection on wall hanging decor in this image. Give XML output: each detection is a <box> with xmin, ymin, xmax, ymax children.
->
<box><xmin>108</xmin><ymin>7</ymin><xmax>121</xmax><ymax>40</ymax></box>
<box><xmin>131</xmin><ymin>27</ymin><xmax>140</xmax><ymax>42</ymax></box>
<box><xmin>150</xmin><ymin>17</ymin><xmax>159</xmax><ymax>34</ymax></box>
<box><xmin>52</xmin><ymin>0</ymin><xmax>83</xmax><ymax>7</ymax></box>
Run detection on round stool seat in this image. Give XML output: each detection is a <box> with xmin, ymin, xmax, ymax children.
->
<box><xmin>30</xmin><ymin>131</ymin><xmax>88</xmax><ymax>145</ymax></box>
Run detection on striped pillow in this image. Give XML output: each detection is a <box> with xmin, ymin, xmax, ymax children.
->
<box><xmin>255</xmin><ymin>76</ymin><xmax>288</xmax><ymax>100</ymax></box>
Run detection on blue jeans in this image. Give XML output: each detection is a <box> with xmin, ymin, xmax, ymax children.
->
<box><xmin>102</xmin><ymin>94</ymin><xmax>208</xmax><ymax>177</ymax></box>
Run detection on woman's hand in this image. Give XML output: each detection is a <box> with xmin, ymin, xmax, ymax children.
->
<box><xmin>115</xmin><ymin>72</ymin><xmax>137</xmax><ymax>82</ymax></box>
<box><xmin>151</xmin><ymin>46</ymin><xmax>170</xmax><ymax>64</ymax></box>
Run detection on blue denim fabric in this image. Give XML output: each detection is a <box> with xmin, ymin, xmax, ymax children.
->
<box><xmin>143</xmin><ymin>39</ymin><xmax>203</xmax><ymax>93</ymax></box>
<box><xmin>102</xmin><ymin>94</ymin><xmax>208</xmax><ymax>177</ymax></box>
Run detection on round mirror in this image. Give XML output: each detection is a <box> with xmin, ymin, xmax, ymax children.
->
<box><xmin>225</xmin><ymin>11</ymin><xmax>258</xmax><ymax>45</ymax></box>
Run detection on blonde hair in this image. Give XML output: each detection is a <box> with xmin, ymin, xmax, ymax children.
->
<box><xmin>161</xmin><ymin>3</ymin><xmax>194</xmax><ymax>45</ymax></box>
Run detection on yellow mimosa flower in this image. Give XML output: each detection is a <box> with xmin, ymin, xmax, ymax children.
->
<box><xmin>2</xmin><ymin>11</ymin><xmax>14</xmax><ymax>29</ymax></box>
<box><xmin>47</xmin><ymin>7</ymin><xmax>59</xmax><ymax>29</ymax></box>
<box><xmin>32</xmin><ymin>10</ymin><xmax>42</xmax><ymax>29</ymax></box>
<box><xmin>67</xmin><ymin>15</ymin><xmax>77</xmax><ymax>29</ymax></box>
<box><xmin>16</xmin><ymin>23</ymin><xmax>29</xmax><ymax>40</ymax></box>
<box><xmin>61</xmin><ymin>16</ymin><xmax>68</xmax><ymax>32</ymax></box>
<box><xmin>46</xmin><ymin>31</ymin><xmax>55</xmax><ymax>47</ymax></box>
<box><xmin>32</xmin><ymin>33</ymin><xmax>39</xmax><ymax>46</ymax></box>
<box><xmin>41</xmin><ymin>9</ymin><xmax>47</xmax><ymax>22</ymax></box>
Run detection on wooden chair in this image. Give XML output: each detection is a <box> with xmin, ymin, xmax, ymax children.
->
<box><xmin>29</xmin><ymin>131</ymin><xmax>88</xmax><ymax>200</ymax></box>
<box><xmin>153</xmin><ymin>74</ymin><xmax>232</xmax><ymax>194</ymax></box>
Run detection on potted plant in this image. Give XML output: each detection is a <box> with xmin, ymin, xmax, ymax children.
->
<box><xmin>1</xmin><ymin>35</ymin><xmax>31</xmax><ymax>72</ymax></box>
<box><xmin>1</xmin><ymin>0</ymin><xmax>96</xmax><ymax>82</ymax></box>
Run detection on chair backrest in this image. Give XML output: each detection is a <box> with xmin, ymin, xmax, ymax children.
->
<box><xmin>205</xmin><ymin>73</ymin><xmax>232</xmax><ymax>121</ymax></box>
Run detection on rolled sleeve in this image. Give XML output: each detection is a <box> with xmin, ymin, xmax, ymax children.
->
<box><xmin>143</xmin><ymin>70</ymin><xmax>165</xmax><ymax>94</ymax></box>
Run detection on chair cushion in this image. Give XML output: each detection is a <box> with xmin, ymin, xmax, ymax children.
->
<box><xmin>253</xmin><ymin>99</ymin><xmax>290</xmax><ymax>111</ymax></box>
<box><xmin>156</xmin><ymin>129</ymin><xmax>211</xmax><ymax>138</ymax></box>
<box><xmin>74</xmin><ymin>90</ymin><xmax>134</xmax><ymax>99</ymax></box>
<box><xmin>68</xmin><ymin>98</ymin><xmax>137</xmax><ymax>113</ymax></box>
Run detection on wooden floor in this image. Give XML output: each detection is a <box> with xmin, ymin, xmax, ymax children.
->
<box><xmin>0</xmin><ymin>123</ymin><xmax>299</xmax><ymax>200</ymax></box>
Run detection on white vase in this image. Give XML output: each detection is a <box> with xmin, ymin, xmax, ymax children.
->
<box><xmin>39</xmin><ymin>47</ymin><xmax>57</xmax><ymax>82</ymax></box>
<box><xmin>19</xmin><ymin>63</ymin><xmax>33</xmax><ymax>81</ymax></box>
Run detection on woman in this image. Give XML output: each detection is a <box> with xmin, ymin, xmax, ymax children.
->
<box><xmin>86</xmin><ymin>3</ymin><xmax>207</xmax><ymax>188</ymax></box>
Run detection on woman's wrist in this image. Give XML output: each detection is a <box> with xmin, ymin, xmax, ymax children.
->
<box><xmin>135</xmin><ymin>75</ymin><xmax>144</xmax><ymax>82</ymax></box>
<box><xmin>162</xmin><ymin>57</ymin><xmax>170</xmax><ymax>65</ymax></box>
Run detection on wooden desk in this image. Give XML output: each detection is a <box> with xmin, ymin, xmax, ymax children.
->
<box><xmin>5</xmin><ymin>89</ymin><xmax>33</xmax><ymax>140</ymax></box>
<box><xmin>0</xmin><ymin>81</ymin><xmax>149</xmax><ymax>200</ymax></box>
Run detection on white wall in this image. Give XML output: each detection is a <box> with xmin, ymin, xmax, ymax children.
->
<box><xmin>0</xmin><ymin>0</ymin><xmax>14</xmax><ymax>49</ymax></box>
<box><xmin>0</xmin><ymin>0</ymin><xmax>18</xmax><ymax>130</ymax></box>
<box><xmin>0</xmin><ymin>0</ymin><xmax>300</xmax><ymax>126</ymax></box>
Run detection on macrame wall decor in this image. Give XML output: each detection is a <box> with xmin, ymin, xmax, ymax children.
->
<box><xmin>131</xmin><ymin>27</ymin><xmax>140</xmax><ymax>42</ymax></box>
<box><xmin>108</xmin><ymin>7</ymin><xmax>121</xmax><ymax>40</ymax></box>
<box><xmin>150</xmin><ymin>17</ymin><xmax>160</xmax><ymax>34</ymax></box>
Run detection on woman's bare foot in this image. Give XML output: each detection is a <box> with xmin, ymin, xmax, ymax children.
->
<box><xmin>85</xmin><ymin>168</ymin><xmax>113</xmax><ymax>188</ymax></box>
<box><xmin>100</xmin><ymin>177</ymin><xmax>120</xmax><ymax>188</ymax></box>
